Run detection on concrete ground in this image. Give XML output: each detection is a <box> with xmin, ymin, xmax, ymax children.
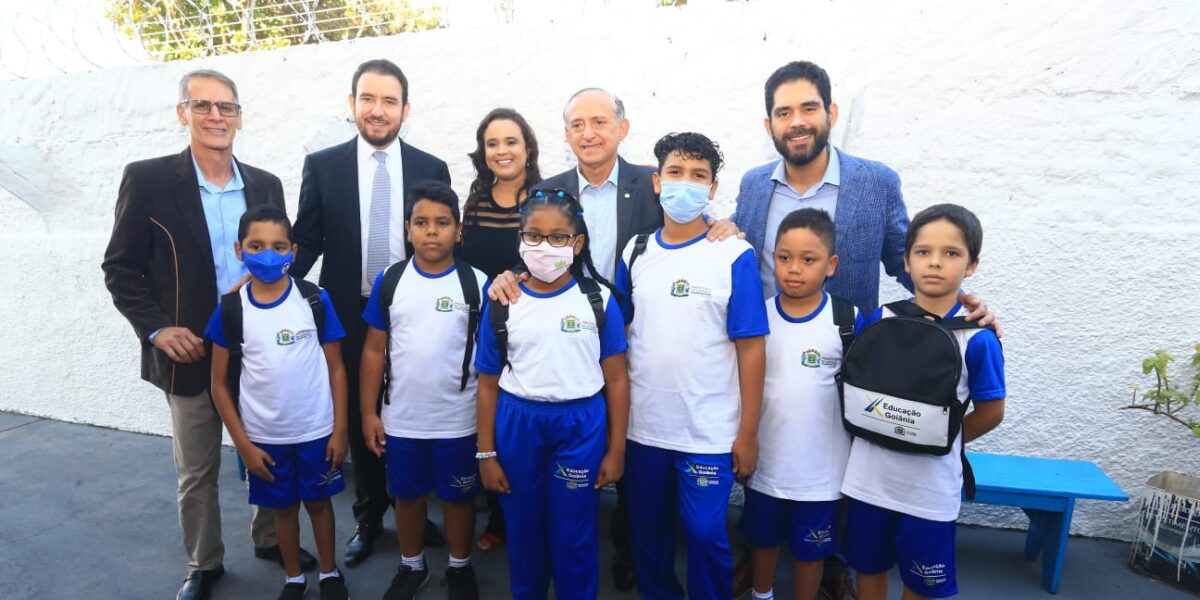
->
<box><xmin>0</xmin><ymin>412</ymin><xmax>1191</xmax><ymax>600</ymax></box>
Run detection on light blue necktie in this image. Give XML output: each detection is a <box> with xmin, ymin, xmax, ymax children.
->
<box><xmin>366</xmin><ymin>150</ymin><xmax>391</xmax><ymax>285</ymax></box>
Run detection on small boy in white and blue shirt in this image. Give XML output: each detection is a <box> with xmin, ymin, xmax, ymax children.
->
<box><xmin>739</xmin><ymin>208</ymin><xmax>864</xmax><ymax>600</ymax></box>
<box><xmin>206</xmin><ymin>205</ymin><xmax>350</xmax><ymax>600</ymax></box>
<box><xmin>840</xmin><ymin>203</ymin><xmax>1005</xmax><ymax>600</ymax></box>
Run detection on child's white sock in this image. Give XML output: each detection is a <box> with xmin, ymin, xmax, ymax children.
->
<box><xmin>752</xmin><ymin>589</ymin><xmax>774</xmax><ymax>600</ymax></box>
<box><xmin>318</xmin><ymin>568</ymin><xmax>341</xmax><ymax>581</ymax></box>
<box><xmin>447</xmin><ymin>554</ymin><xmax>470</xmax><ymax>568</ymax></box>
<box><xmin>285</xmin><ymin>574</ymin><xmax>306</xmax><ymax>585</ymax></box>
<box><xmin>402</xmin><ymin>552</ymin><xmax>426</xmax><ymax>571</ymax></box>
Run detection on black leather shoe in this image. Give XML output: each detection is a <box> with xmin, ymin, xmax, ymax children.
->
<box><xmin>345</xmin><ymin>522</ymin><xmax>382</xmax><ymax>567</ymax></box>
<box><xmin>423</xmin><ymin>519</ymin><xmax>446</xmax><ymax>548</ymax></box>
<box><xmin>255</xmin><ymin>545</ymin><xmax>318</xmax><ymax>572</ymax></box>
<box><xmin>612</xmin><ymin>552</ymin><xmax>636</xmax><ymax>592</ymax></box>
<box><xmin>176</xmin><ymin>566</ymin><xmax>224</xmax><ymax>600</ymax></box>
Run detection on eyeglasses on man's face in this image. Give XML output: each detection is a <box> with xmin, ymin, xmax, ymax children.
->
<box><xmin>518</xmin><ymin>231</ymin><xmax>580</xmax><ymax>247</ymax></box>
<box><xmin>179</xmin><ymin>99</ymin><xmax>242</xmax><ymax>117</ymax></box>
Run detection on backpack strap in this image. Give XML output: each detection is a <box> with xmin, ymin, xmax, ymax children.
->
<box><xmin>961</xmin><ymin>409</ymin><xmax>977</xmax><ymax>501</ymax></box>
<box><xmin>830</xmin><ymin>295</ymin><xmax>856</xmax><ymax>359</ymax></box>
<box><xmin>454</xmin><ymin>260</ymin><xmax>481</xmax><ymax>392</ymax></box>
<box><xmin>376</xmin><ymin>259</ymin><xmax>410</xmax><ymax>405</ymax></box>
<box><xmin>883</xmin><ymin>300</ymin><xmax>937</xmax><ymax>320</ymax></box>
<box><xmin>293</xmin><ymin>278</ymin><xmax>325</xmax><ymax>333</ymax></box>
<box><xmin>623</xmin><ymin>233</ymin><xmax>651</xmax><ymax>321</ymax></box>
<box><xmin>219</xmin><ymin>289</ymin><xmax>244</xmax><ymax>409</ymax></box>
<box><xmin>489</xmin><ymin>297</ymin><xmax>511</xmax><ymax>372</ymax></box>
<box><xmin>577</xmin><ymin>277</ymin><xmax>606</xmax><ymax>331</ymax></box>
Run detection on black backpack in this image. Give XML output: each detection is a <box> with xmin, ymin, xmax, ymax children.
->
<box><xmin>376</xmin><ymin>258</ymin><xmax>482</xmax><ymax>403</ymax></box>
<box><xmin>837</xmin><ymin>300</ymin><xmax>988</xmax><ymax>499</ymax></box>
<box><xmin>623</xmin><ymin>233</ymin><xmax>652</xmax><ymax>320</ymax></box>
<box><xmin>219</xmin><ymin>278</ymin><xmax>325</xmax><ymax>405</ymax></box>
<box><xmin>488</xmin><ymin>277</ymin><xmax>606</xmax><ymax>372</ymax></box>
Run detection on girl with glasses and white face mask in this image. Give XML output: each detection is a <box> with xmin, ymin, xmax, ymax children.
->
<box><xmin>473</xmin><ymin>190</ymin><xmax>631</xmax><ymax>600</ymax></box>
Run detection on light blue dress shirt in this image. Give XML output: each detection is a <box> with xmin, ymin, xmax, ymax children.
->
<box><xmin>194</xmin><ymin>157</ymin><xmax>249</xmax><ymax>298</ymax></box>
<box><xmin>577</xmin><ymin>161</ymin><xmax>620</xmax><ymax>282</ymax></box>
<box><xmin>761</xmin><ymin>147</ymin><xmax>841</xmax><ymax>298</ymax></box>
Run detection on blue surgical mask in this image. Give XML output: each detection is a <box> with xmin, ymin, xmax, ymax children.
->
<box><xmin>242</xmin><ymin>249</ymin><xmax>293</xmax><ymax>283</ymax></box>
<box><xmin>659</xmin><ymin>180</ymin><xmax>712</xmax><ymax>224</ymax></box>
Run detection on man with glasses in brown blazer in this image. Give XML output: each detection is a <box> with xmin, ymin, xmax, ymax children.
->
<box><xmin>103</xmin><ymin>69</ymin><xmax>315</xmax><ymax>600</ymax></box>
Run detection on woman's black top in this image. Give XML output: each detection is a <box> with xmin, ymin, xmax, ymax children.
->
<box><xmin>458</xmin><ymin>192</ymin><xmax>522</xmax><ymax>280</ymax></box>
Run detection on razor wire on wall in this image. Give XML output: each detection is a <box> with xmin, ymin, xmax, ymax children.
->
<box><xmin>106</xmin><ymin>0</ymin><xmax>445</xmax><ymax>61</ymax></box>
<box><xmin>0</xmin><ymin>0</ymin><xmax>445</xmax><ymax>79</ymax></box>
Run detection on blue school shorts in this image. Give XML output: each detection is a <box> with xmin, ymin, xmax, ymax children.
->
<box><xmin>739</xmin><ymin>488</ymin><xmax>839</xmax><ymax>561</ymax></box>
<box><xmin>843</xmin><ymin>496</ymin><xmax>958</xmax><ymax>598</ymax></box>
<box><xmin>384</xmin><ymin>434</ymin><xmax>481</xmax><ymax>502</ymax></box>
<box><xmin>247</xmin><ymin>436</ymin><xmax>345</xmax><ymax>509</ymax></box>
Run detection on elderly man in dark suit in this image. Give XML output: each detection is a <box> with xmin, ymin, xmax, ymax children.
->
<box><xmin>103</xmin><ymin>69</ymin><xmax>312</xmax><ymax>600</ymax></box>
<box><xmin>292</xmin><ymin>59</ymin><xmax>451</xmax><ymax>570</ymax></box>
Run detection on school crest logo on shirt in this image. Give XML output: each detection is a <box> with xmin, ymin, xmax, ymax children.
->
<box><xmin>560</xmin><ymin>314</ymin><xmax>597</xmax><ymax>333</ymax></box>
<box><xmin>276</xmin><ymin>329</ymin><xmax>295</xmax><ymax>345</ymax></box>
<box><xmin>435</xmin><ymin>296</ymin><xmax>454</xmax><ymax>312</ymax></box>
<box><xmin>670</xmin><ymin>279</ymin><xmax>690</xmax><ymax>297</ymax></box>
<box><xmin>801</xmin><ymin>349</ymin><xmax>822</xmax><ymax>368</ymax></box>
<box><xmin>561</xmin><ymin>314</ymin><xmax>582</xmax><ymax>332</ymax></box>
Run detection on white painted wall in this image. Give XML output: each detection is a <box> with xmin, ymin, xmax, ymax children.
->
<box><xmin>1</xmin><ymin>0</ymin><xmax>1197</xmax><ymax>541</ymax></box>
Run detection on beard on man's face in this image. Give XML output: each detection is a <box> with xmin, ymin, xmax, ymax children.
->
<box><xmin>773</xmin><ymin>119</ymin><xmax>831</xmax><ymax>167</ymax></box>
<box><xmin>357</xmin><ymin>117</ymin><xmax>403</xmax><ymax>147</ymax></box>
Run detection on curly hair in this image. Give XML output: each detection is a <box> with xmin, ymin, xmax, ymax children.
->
<box><xmin>652</xmin><ymin>131</ymin><xmax>725</xmax><ymax>178</ymax></box>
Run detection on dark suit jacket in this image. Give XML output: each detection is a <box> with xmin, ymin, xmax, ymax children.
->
<box><xmin>102</xmin><ymin>147</ymin><xmax>286</xmax><ymax>396</ymax></box>
<box><xmin>292</xmin><ymin>137</ymin><xmax>451</xmax><ymax>341</ymax></box>
<box><xmin>534</xmin><ymin>156</ymin><xmax>663</xmax><ymax>277</ymax></box>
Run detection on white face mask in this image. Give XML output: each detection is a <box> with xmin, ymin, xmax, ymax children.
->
<box><xmin>520</xmin><ymin>240</ymin><xmax>575</xmax><ymax>283</ymax></box>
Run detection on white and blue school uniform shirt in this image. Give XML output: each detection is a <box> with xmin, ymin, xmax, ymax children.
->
<box><xmin>475</xmin><ymin>279</ymin><xmax>627</xmax><ymax>398</ymax></box>
<box><xmin>362</xmin><ymin>262</ymin><xmax>489</xmax><ymax>439</ymax></box>
<box><xmin>750</xmin><ymin>292</ymin><xmax>862</xmax><ymax>501</ymax></box>
<box><xmin>840</xmin><ymin>302</ymin><xmax>1005</xmax><ymax>522</ymax></box>
<box><xmin>615</xmin><ymin>230</ymin><xmax>770</xmax><ymax>453</ymax></box>
<box><xmin>205</xmin><ymin>278</ymin><xmax>346</xmax><ymax>445</ymax></box>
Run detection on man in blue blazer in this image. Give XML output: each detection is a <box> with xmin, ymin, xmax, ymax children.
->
<box><xmin>731</xmin><ymin>61</ymin><xmax>911</xmax><ymax>315</ymax></box>
<box><xmin>729</xmin><ymin>60</ymin><xmax>995</xmax><ymax>600</ymax></box>
<box><xmin>292</xmin><ymin>59</ymin><xmax>450</xmax><ymax>569</ymax></box>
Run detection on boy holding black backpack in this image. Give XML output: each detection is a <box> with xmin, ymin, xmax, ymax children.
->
<box><xmin>206</xmin><ymin>205</ymin><xmax>351</xmax><ymax>600</ymax></box>
<box><xmin>839</xmin><ymin>203</ymin><xmax>1005</xmax><ymax>600</ymax></box>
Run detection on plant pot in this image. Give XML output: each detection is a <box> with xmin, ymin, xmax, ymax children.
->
<box><xmin>1130</xmin><ymin>471</ymin><xmax>1200</xmax><ymax>595</ymax></box>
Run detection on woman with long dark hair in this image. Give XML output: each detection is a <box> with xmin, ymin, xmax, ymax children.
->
<box><xmin>458</xmin><ymin>108</ymin><xmax>542</xmax><ymax>552</ymax></box>
<box><xmin>458</xmin><ymin>108</ymin><xmax>542</xmax><ymax>279</ymax></box>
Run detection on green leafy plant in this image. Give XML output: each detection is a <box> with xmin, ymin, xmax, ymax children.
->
<box><xmin>1122</xmin><ymin>344</ymin><xmax>1200</xmax><ymax>437</ymax></box>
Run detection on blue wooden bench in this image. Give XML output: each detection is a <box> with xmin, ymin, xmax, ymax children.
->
<box><xmin>964</xmin><ymin>452</ymin><xmax>1129</xmax><ymax>594</ymax></box>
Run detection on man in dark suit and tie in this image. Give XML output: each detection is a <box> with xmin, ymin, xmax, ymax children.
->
<box><xmin>292</xmin><ymin>59</ymin><xmax>451</xmax><ymax>568</ymax></box>
<box><xmin>103</xmin><ymin>69</ymin><xmax>313</xmax><ymax>600</ymax></box>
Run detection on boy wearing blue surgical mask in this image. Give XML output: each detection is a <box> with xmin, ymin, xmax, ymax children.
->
<box><xmin>205</xmin><ymin>205</ymin><xmax>352</xmax><ymax>600</ymax></box>
<box><xmin>614</xmin><ymin>132</ymin><xmax>769</xmax><ymax>600</ymax></box>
